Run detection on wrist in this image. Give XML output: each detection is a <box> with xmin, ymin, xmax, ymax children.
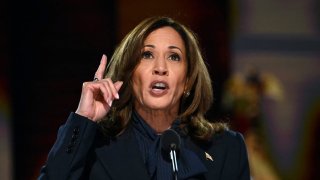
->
<box><xmin>75</xmin><ymin>110</ymin><xmax>94</xmax><ymax>121</ymax></box>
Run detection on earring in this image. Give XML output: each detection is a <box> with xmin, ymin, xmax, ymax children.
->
<box><xmin>183</xmin><ymin>91</ymin><xmax>190</xmax><ymax>98</ymax></box>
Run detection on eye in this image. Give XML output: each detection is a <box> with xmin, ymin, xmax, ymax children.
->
<box><xmin>168</xmin><ymin>53</ymin><xmax>181</xmax><ymax>61</ymax></box>
<box><xmin>141</xmin><ymin>51</ymin><xmax>153</xmax><ymax>59</ymax></box>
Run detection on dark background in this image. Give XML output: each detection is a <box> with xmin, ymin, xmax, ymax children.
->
<box><xmin>4</xmin><ymin>0</ymin><xmax>230</xmax><ymax>179</ymax></box>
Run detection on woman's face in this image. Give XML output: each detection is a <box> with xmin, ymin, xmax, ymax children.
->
<box><xmin>132</xmin><ymin>26</ymin><xmax>187</xmax><ymax>112</ymax></box>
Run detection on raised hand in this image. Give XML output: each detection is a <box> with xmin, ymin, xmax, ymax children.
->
<box><xmin>75</xmin><ymin>55</ymin><xmax>123</xmax><ymax>122</ymax></box>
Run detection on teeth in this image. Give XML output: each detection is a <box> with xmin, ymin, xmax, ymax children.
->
<box><xmin>153</xmin><ymin>82</ymin><xmax>166</xmax><ymax>89</ymax></box>
<box><xmin>155</xmin><ymin>83</ymin><xmax>166</xmax><ymax>88</ymax></box>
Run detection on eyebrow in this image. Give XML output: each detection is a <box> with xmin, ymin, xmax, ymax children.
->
<box><xmin>169</xmin><ymin>46</ymin><xmax>183</xmax><ymax>53</ymax></box>
<box><xmin>144</xmin><ymin>44</ymin><xmax>155</xmax><ymax>48</ymax></box>
<box><xmin>143</xmin><ymin>44</ymin><xmax>183</xmax><ymax>53</ymax></box>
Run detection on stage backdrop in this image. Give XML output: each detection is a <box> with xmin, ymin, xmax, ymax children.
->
<box><xmin>230</xmin><ymin>0</ymin><xmax>320</xmax><ymax>179</ymax></box>
<box><xmin>1</xmin><ymin>0</ymin><xmax>12</xmax><ymax>179</ymax></box>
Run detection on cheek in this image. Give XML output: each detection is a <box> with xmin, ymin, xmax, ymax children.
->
<box><xmin>173</xmin><ymin>68</ymin><xmax>187</xmax><ymax>91</ymax></box>
<box><xmin>132</xmin><ymin>67</ymin><xmax>148</xmax><ymax>96</ymax></box>
<box><xmin>132</xmin><ymin>72</ymin><xmax>141</xmax><ymax>95</ymax></box>
<box><xmin>175</xmin><ymin>79</ymin><xmax>186</xmax><ymax>96</ymax></box>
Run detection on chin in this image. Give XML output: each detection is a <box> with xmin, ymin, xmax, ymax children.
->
<box><xmin>139</xmin><ymin>95</ymin><xmax>178</xmax><ymax>111</ymax></box>
<box><xmin>147</xmin><ymin>103</ymin><xmax>170</xmax><ymax>110</ymax></box>
<box><xmin>144</xmin><ymin>99</ymin><xmax>173</xmax><ymax>110</ymax></box>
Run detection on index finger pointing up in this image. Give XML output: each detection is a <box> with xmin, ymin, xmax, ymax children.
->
<box><xmin>94</xmin><ymin>54</ymin><xmax>108</xmax><ymax>80</ymax></box>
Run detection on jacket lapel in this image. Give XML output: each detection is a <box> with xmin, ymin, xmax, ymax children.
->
<box><xmin>95</xmin><ymin>126</ymin><xmax>149</xmax><ymax>180</ymax></box>
<box><xmin>184</xmin><ymin>134</ymin><xmax>228</xmax><ymax>178</ymax></box>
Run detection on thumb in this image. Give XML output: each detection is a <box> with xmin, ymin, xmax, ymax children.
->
<box><xmin>114</xmin><ymin>81</ymin><xmax>124</xmax><ymax>92</ymax></box>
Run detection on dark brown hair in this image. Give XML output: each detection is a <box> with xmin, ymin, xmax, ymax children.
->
<box><xmin>100</xmin><ymin>17</ymin><xmax>227</xmax><ymax>140</ymax></box>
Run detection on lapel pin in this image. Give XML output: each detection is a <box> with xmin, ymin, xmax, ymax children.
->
<box><xmin>205</xmin><ymin>152</ymin><xmax>213</xmax><ymax>161</ymax></box>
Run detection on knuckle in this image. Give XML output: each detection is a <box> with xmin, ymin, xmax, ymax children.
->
<box><xmin>95</xmin><ymin>72</ymin><xmax>101</xmax><ymax>78</ymax></box>
<box><xmin>105</xmin><ymin>78</ymin><xmax>113</xmax><ymax>84</ymax></box>
<box><xmin>82</xmin><ymin>81</ymin><xmax>94</xmax><ymax>88</ymax></box>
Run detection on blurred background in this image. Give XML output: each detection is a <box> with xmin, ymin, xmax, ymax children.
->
<box><xmin>1</xmin><ymin>0</ymin><xmax>319</xmax><ymax>179</ymax></box>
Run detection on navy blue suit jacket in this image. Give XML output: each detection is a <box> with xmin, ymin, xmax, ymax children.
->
<box><xmin>38</xmin><ymin>113</ymin><xmax>250</xmax><ymax>180</ymax></box>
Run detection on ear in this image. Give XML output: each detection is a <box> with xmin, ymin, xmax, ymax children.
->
<box><xmin>184</xmin><ymin>78</ymin><xmax>189</xmax><ymax>90</ymax></box>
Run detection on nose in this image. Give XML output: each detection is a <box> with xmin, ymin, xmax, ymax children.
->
<box><xmin>153</xmin><ymin>67</ymin><xmax>168</xmax><ymax>76</ymax></box>
<box><xmin>152</xmin><ymin>59</ymin><xmax>168</xmax><ymax>76</ymax></box>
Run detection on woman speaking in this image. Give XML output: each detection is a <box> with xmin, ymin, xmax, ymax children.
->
<box><xmin>38</xmin><ymin>16</ymin><xmax>250</xmax><ymax>180</ymax></box>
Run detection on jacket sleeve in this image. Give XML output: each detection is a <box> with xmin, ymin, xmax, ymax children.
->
<box><xmin>219</xmin><ymin>131</ymin><xmax>251</xmax><ymax>180</ymax></box>
<box><xmin>38</xmin><ymin>112</ymin><xmax>98</xmax><ymax>180</ymax></box>
<box><xmin>236</xmin><ymin>132</ymin><xmax>251</xmax><ymax>180</ymax></box>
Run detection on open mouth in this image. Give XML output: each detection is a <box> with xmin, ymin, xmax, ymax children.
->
<box><xmin>152</xmin><ymin>82</ymin><xmax>167</xmax><ymax>90</ymax></box>
<box><xmin>149</xmin><ymin>80</ymin><xmax>169</xmax><ymax>96</ymax></box>
<box><xmin>150</xmin><ymin>81</ymin><xmax>169</xmax><ymax>95</ymax></box>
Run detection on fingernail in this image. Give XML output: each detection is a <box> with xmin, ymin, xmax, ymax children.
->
<box><xmin>108</xmin><ymin>100</ymin><xmax>113</xmax><ymax>107</ymax></box>
<box><xmin>101</xmin><ymin>54</ymin><xmax>106</xmax><ymax>63</ymax></box>
<box><xmin>115</xmin><ymin>93</ymin><xmax>119</xmax><ymax>99</ymax></box>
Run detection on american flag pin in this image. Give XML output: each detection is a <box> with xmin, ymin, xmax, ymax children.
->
<box><xmin>205</xmin><ymin>152</ymin><xmax>213</xmax><ymax>161</ymax></box>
